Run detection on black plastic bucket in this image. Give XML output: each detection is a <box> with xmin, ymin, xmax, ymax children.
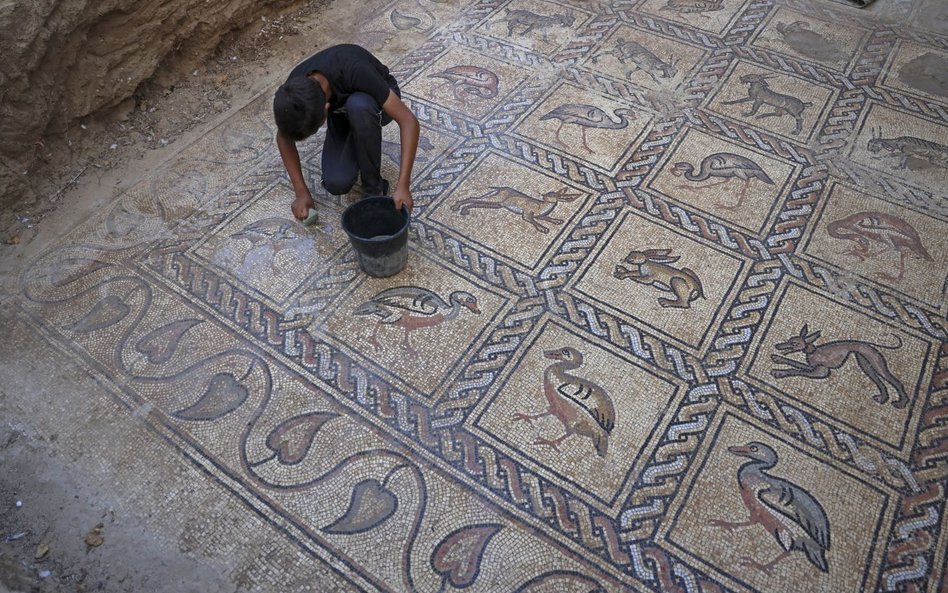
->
<box><xmin>341</xmin><ymin>196</ymin><xmax>410</xmax><ymax>277</ymax></box>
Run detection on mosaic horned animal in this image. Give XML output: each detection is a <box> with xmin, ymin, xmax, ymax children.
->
<box><xmin>594</xmin><ymin>39</ymin><xmax>677</xmax><ymax>82</ymax></box>
<box><xmin>499</xmin><ymin>9</ymin><xmax>575</xmax><ymax>41</ymax></box>
<box><xmin>867</xmin><ymin>128</ymin><xmax>948</xmax><ymax>171</ymax></box>
<box><xmin>451</xmin><ymin>186</ymin><xmax>582</xmax><ymax>233</ymax></box>
<box><xmin>613</xmin><ymin>249</ymin><xmax>705</xmax><ymax>309</ymax></box>
<box><xmin>722</xmin><ymin>74</ymin><xmax>811</xmax><ymax>134</ymax></box>
<box><xmin>770</xmin><ymin>324</ymin><xmax>909</xmax><ymax>408</ymax></box>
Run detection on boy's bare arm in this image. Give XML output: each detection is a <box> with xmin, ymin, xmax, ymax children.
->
<box><xmin>382</xmin><ymin>91</ymin><xmax>419</xmax><ymax>212</ymax></box>
<box><xmin>276</xmin><ymin>131</ymin><xmax>315</xmax><ymax>219</ymax></box>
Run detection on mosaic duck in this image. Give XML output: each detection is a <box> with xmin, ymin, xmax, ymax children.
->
<box><xmin>712</xmin><ymin>442</ymin><xmax>831</xmax><ymax>575</ymax></box>
<box><xmin>514</xmin><ymin>347</ymin><xmax>615</xmax><ymax>457</ymax></box>
<box><xmin>353</xmin><ymin>286</ymin><xmax>480</xmax><ymax>354</ymax></box>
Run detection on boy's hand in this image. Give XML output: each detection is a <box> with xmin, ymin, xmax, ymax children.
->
<box><xmin>392</xmin><ymin>185</ymin><xmax>413</xmax><ymax>213</ymax></box>
<box><xmin>292</xmin><ymin>191</ymin><xmax>315</xmax><ymax>220</ymax></box>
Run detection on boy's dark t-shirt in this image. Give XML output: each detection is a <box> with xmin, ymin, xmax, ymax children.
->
<box><xmin>287</xmin><ymin>44</ymin><xmax>398</xmax><ymax>112</ymax></box>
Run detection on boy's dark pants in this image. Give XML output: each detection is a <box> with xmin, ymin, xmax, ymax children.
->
<box><xmin>321</xmin><ymin>88</ymin><xmax>398</xmax><ymax>197</ymax></box>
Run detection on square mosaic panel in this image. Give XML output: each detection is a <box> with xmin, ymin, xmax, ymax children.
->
<box><xmin>511</xmin><ymin>81</ymin><xmax>653</xmax><ymax>172</ymax></box>
<box><xmin>423</xmin><ymin>150</ymin><xmax>593</xmax><ymax>270</ymax></box>
<box><xmin>799</xmin><ymin>181</ymin><xmax>948</xmax><ymax>312</ymax></box>
<box><xmin>402</xmin><ymin>45</ymin><xmax>530</xmax><ymax>120</ymax></box>
<box><xmin>635</xmin><ymin>0</ymin><xmax>749</xmax><ymax>35</ymax></box>
<box><xmin>706</xmin><ymin>60</ymin><xmax>836</xmax><ymax>142</ymax></box>
<box><xmin>743</xmin><ymin>279</ymin><xmax>937</xmax><ymax>453</ymax></box>
<box><xmin>468</xmin><ymin>316</ymin><xmax>686</xmax><ymax>512</ymax></box>
<box><xmin>583</xmin><ymin>23</ymin><xmax>706</xmax><ymax>90</ymax></box>
<box><xmin>645</xmin><ymin>126</ymin><xmax>798</xmax><ymax>235</ymax></box>
<box><xmin>751</xmin><ymin>7</ymin><xmax>867</xmax><ymax>71</ymax></box>
<box><xmin>660</xmin><ymin>413</ymin><xmax>896</xmax><ymax>593</ymax></box>
<box><xmin>849</xmin><ymin>103</ymin><xmax>948</xmax><ymax>194</ymax></box>
<box><xmin>570</xmin><ymin>210</ymin><xmax>750</xmax><ymax>355</ymax></box>
<box><xmin>878</xmin><ymin>40</ymin><xmax>948</xmax><ymax>103</ymax></box>
<box><xmin>476</xmin><ymin>0</ymin><xmax>595</xmax><ymax>53</ymax></box>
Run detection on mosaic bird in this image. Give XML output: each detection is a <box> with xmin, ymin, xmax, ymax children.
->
<box><xmin>826</xmin><ymin>211</ymin><xmax>933</xmax><ymax>282</ymax></box>
<box><xmin>428</xmin><ymin>65</ymin><xmax>499</xmax><ymax>104</ymax></box>
<box><xmin>539</xmin><ymin>103</ymin><xmax>637</xmax><ymax>153</ymax></box>
<box><xmin>353</xmin><ymin>286</ymin><xmax>480</xmax><ymax>354</ymax></box>
<box><xmin>711</xmin><ymin>442</ymin><xmax>831</xmax><ymax>575</ymax></box>
<box><xmin>513</xmin><ymin>347</ymin><xmax>615</xmax><ymax>457</ymax></box>
<box><xmin>228</xmin><ymin>218</ymin><xmax>315</xmax><ymax>277</ymax></box>
<box><xmin>671</xmin><ymin>152</ymin><xmax>774</xmax><ymax>210</ymax></box>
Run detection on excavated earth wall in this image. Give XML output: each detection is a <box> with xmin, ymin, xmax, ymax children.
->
<box><xmin>0</xmin><ymin>0</ymin><xmax>298</xmax><ymax>209</ymax></box>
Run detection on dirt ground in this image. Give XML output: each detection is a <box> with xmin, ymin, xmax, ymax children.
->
<box><xmin>2</xmin><ymin>2</ymin><xmax>339</xmax><ymax>591</ymax></box>
<box><xmin>1</xmin><ymin>0</ymin><xmax>333</xmax><ymax>248</ymax></box>
<box><xmin>0</xmin><ymin>423</ymin><xmax>235</xmax><ymax>593</ymax></box>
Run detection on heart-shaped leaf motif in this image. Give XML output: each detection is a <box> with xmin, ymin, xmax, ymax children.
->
<box><xmin>48</xmin><ymin>258</ymin><xmax>110</xmax><ymax>288</ymax></box>
<box><xmin>135</xmin><ymin>319</ymin><xmax>203</xmax><ymax>364</ymax></box>
<box><xmin>431</xmin><ymin>524</ymin><xmax>502</xmax><ymax>588</ymax></box>
<box><xmin>168</xmin><ymin>169</ymin><xmax>207</xmax><ymax>200</ymax></box>
<box><xmin>106</xmin><ymin>202</ymin><xmax>148</xmax><ymax>238</ymax></box>
<box><xmin>323</xmin><ymin>479</ymin><xmax>398</xmax><ymax>535</ymax></box>
<box><xmin>265</xmin><ymin>412</ymin><xmax>337</xmax><ymax>465</ymax></box>
<box><xmin>173</xmin><ymin>373</ymin><xmax>248</xmax><ymax>421</ymax></box>
<box><xmin>64</xmin><ymin>295</ymin><xmax>130</xmax><ymax>333</ymax></box>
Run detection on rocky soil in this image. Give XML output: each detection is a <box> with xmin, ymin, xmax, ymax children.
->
<box><xmin>0</xmin><ymin>0</ymin><xmax>332</xmax><ymax>245</ymax></box>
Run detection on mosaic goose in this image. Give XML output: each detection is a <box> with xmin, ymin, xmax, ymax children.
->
<box><xmin>712</xmin><ymin>442</ymin><xmax>831</xmax><ymax>575</ymax></box>
<box><xmin>671</xmin><ymin>152</ymin><xmax>774</xmax><ymax>210</ymax></box>
<box><xmin>514</xmin><ymin>347</ymin><xmax>615</xmax><ymax>457</ymax></box>
<box><xmin>353</xmin><ymin>286</ymin><xmax>480</xmax><ymax>354</ymax></box>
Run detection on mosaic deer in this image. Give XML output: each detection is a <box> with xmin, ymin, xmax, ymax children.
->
<box><xmin>451</xmin><ymin>186</ymin><xmax>582</xmax><ymax>233</ymax></box>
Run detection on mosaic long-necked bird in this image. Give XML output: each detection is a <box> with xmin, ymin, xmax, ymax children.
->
<box><xmin>353</xmin><ymin>286</ymin><xmax>480</xmax><ymax>354</ymax></box>
<box><xmin>711</xmin><ymin>442</ymin><xmax>831</xmax><ymax>575</ymax></box>
<box><xmin>671</xmin><ymin>152</ymin><xmax>774</xmax><ymax>211</ymax></box>
<box><xmin>513</xmin><ymin>347</ymin><xmax>616</xmax><ymax>457</ymax></box>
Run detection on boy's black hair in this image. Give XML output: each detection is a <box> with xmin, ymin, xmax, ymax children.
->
<box><xmin>273</xmin><ymin>76</ymin><xmax>327</xmax><ymax>141</ymax></box>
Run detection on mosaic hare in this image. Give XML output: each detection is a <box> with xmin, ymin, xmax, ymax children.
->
<box><xmin>613</xmin><ymin>248</ymin><xmax>705</xmax><ymax>309</ymax></box>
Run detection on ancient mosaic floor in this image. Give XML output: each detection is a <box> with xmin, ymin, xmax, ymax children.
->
<box><xmin>9</xmin><ymin>0</ymin><xmax>948</xmax><ymax>590</ymax></box>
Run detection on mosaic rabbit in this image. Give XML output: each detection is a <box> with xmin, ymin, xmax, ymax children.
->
<box><xmin>613</xmin><ymin>249</ymin><xmax>705</xmax><ymax>309</ymax></box>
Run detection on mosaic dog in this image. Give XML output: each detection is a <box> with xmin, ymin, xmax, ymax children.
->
<box><xmin>770</xmin><ymin>324</ymin><xmax>909</xmax><ymax>408</ymax></box>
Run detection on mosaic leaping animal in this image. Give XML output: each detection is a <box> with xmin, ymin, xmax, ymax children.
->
<box><xmin>711</xmin><ymin>442</ymin><xmax>831</xmax><ymax>575</ymax></box>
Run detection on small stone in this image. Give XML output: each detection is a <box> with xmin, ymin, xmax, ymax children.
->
<box><xmin>84</xmin><ymin>524</ymin><xmax>104</xmax><ymax>548</ymax></box>
<box><xmin>35</xmin><ymin>543</ymin><xmax>49</xmax><ymax>559</ymax></box>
